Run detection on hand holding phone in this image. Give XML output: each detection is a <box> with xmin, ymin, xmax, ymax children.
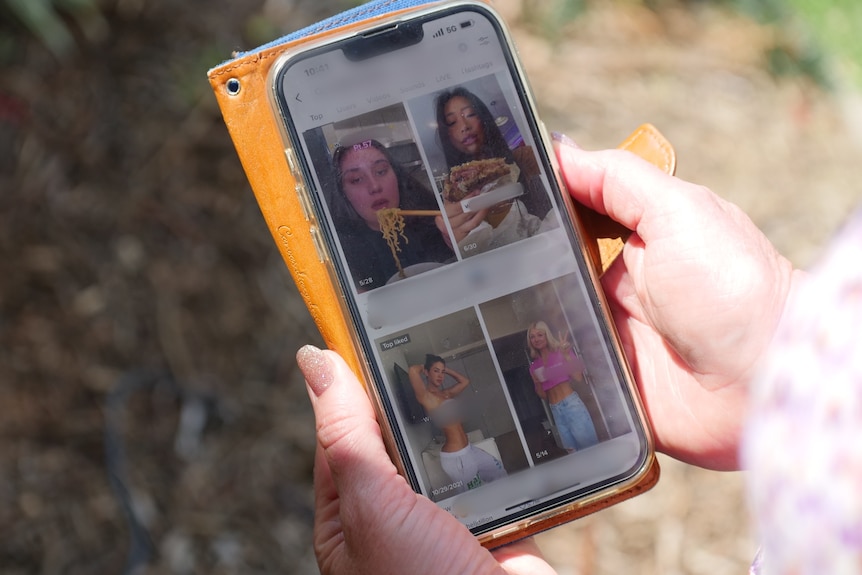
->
<box><xmin>298</xmin><ymin>345</ymin><xmax>560</xmax><ymax>575</ymax></box>
<box><xmin>556</xmin><ymin>142</ymin><xmax>789</xmax><ymax>471</ymax></box>
<box><xmin>299</xmin><ymin>137</ymin><xmax>779</xmax><ymax>573</ymax></box>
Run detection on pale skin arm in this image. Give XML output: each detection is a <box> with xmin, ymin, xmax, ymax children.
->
<box><xmin>558</xmin><ymin>333</ymin><xmax>585</xmax><ymax>385</ymax></box>
<box><xmin>441</xmin><ymin>366</ymin><xmax>471</xmax><ymax>398</ymax></box>
<box><xmin>408</xmin><ymin>364</ymin><xmax>430</xmax><ymax>403</ymax></box>
<box><xmin>531</xmin><ymin>373</ymin><xmax>547</xmax><ymax>400</ymax></box>
<box><xmin>566</xmin><ymin>364</ymin><xmax>585</xmax><ymax>386</ymax></box>
<box><xmin>409</xmin><ymin>363</ymin><xmax>470</xmax><ymax>400</ymax></box>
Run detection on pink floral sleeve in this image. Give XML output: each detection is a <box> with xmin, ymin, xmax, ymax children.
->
<box><xmin>743</xmin><ymin>208</ymin><xmax>862</xmax><ymax>574</ymax></box>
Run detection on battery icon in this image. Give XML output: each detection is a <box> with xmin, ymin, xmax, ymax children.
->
<box><xmin>459</xmin><ymin>20</ymin><xmax>474</xmax><ymax>29</ymax></box>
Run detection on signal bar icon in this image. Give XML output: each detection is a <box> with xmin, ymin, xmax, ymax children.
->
<box><xmin>432</xmin><ymin>27</ymin><xmax>445</xmax><ymax>38</ymax></box>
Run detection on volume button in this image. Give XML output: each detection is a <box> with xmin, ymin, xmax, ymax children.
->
<box><xmin>308</xmin><ymin>225</ymin><xmax>327</xmax><ymax>263</ymax></box>
<box><xmin>285</xmin><ymin>147</ymin><xmax>313</xmax><ymax>222</ymax></box>
<box><xmin>295</xmin><ymin>181</ymin><xmax>314</xmax><ymax>222</ymax></box>
<box><xmin>284</xmin><ymin>146</ymin><xmax>299</xmax><ymax>173</ymax></box>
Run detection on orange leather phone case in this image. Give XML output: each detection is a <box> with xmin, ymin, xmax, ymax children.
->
<box><xmin>207</xmin><ymin>0</ymin><xmax>675</xmax><ymax>546</ymax></box>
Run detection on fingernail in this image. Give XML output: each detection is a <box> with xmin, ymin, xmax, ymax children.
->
<box><xmin>552</xmin><ymin>131</ymin><xmax>580</xmax><ymax>149</ymax></box>
<box><xmin>296</xmin><ymin>345</ymin><xmax>334</xmax><ymax>396</ymax></box>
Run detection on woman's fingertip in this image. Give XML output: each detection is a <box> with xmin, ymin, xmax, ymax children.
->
<box><xmin>297</xmin><ymin>345</ymin><xmax>335</xmax><ymax>397</ymax></box>
<box><xmin>551</xmin><ymin>131</ymin><xmax>581</xmax><ymax>149</ymax></box>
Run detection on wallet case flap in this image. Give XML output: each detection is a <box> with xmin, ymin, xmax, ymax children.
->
<box><xmin>578</xmin><ymin>123</ymin><xmax>676</xmax><ymax>274</ymax></box>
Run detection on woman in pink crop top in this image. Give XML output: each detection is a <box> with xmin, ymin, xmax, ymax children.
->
<box><xmin>527</xmin><ymin>321</ymin><xmax>599</xmax><ymax>452</ymax></box>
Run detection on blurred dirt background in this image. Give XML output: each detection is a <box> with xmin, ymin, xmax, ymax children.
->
<box><xmin>2</xmin><ymin>0</ymin><xmax>860</xmax><ymax>573</ymax></box>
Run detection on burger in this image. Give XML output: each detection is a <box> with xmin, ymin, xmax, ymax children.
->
<box><xmin>442</xmin><ymin>157</ymin><xmax>520</xmax><ymax>203</ymax></box>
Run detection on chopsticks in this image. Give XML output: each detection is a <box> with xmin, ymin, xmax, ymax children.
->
<box><xmin>395</xmin><ymin>209</ymin><xmax>441</xmax><ymax>217</ymax></box>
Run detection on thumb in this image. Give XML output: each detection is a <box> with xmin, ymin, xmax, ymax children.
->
<box><xmin>296</xmin><ymin>345</ymin><xmax>402</xmax><ymax>499</ymax></box>
<box><xmin>555</xmin><ymin>141</ymin><xmax>697</xmax><ymax>244</ymax></box>
<box><xmin>493</xmin><ymin>538</ymin><xmax>559</xmax><ymax>575</ymax></box>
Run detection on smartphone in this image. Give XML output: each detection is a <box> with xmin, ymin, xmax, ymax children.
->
<box><xmin>268</xmin><ymin>0</ymin><xmax>655</xmax><ymax>545</ymax></box>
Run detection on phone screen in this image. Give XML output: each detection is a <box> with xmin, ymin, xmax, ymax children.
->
<box><xmin>272</xmin><ymin>3</ymin><xmax>650</xmax><ymax>536</ymax></box>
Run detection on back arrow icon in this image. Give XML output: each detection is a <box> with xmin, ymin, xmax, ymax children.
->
<box><xmin>295</xmin><ymin>93</ymin><xmax>302</xmax><ymax>102</ymax></box>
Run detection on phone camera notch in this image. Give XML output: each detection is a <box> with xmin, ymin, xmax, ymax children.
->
<box><xmin>342</xmin><ymin>22</ymin><xmax>424</xmax><ymax>61</ymax></box>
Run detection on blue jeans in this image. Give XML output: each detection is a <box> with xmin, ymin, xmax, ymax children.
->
<box><xmin>550</xmin><ymin>392</ymin><xmax>599</xmax><ymax>451</ymax></box>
